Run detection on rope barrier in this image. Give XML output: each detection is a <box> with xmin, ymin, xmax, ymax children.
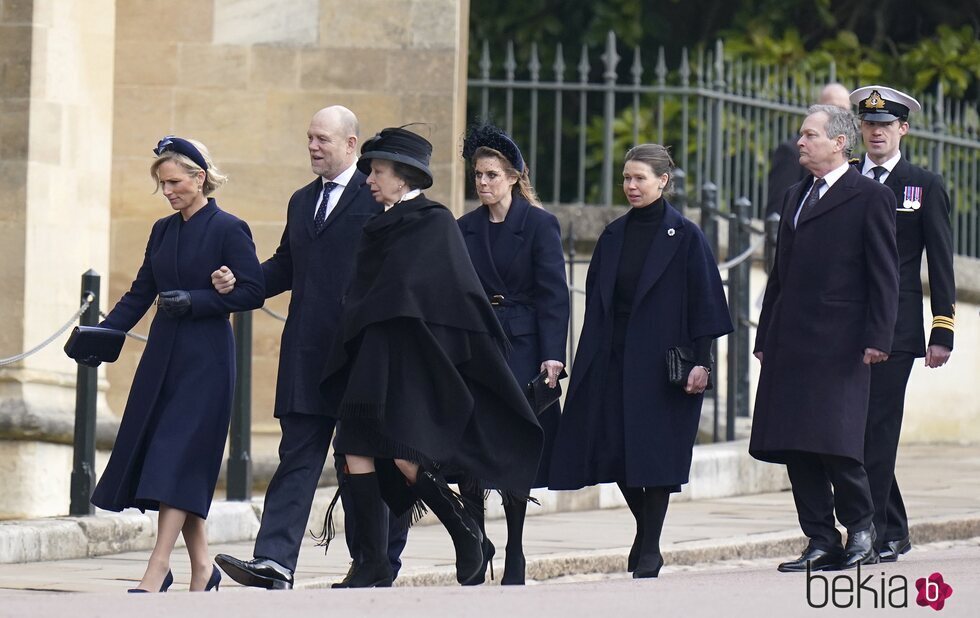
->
<box><xmin>97</xmin><ymin>312</ymin><xmax>149</xmax><ymax>343</ymax></box>
<box><xmin>717</xmin><ymin>235</ymin><xmax>765</xmax><ymax>272</ymax></box>
<box><xmin>0</xmin><ymin>294</ymin><xmax>94</xmax><ymax>367</ymax></box>
<box><xmin>259</xmin><ymin>306</ymin><xmax>288</xmax><ymax>322</ymax></box>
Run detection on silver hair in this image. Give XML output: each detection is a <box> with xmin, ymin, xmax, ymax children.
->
<box><xmin>807</xmin><ymin>104</ymin><xmax>858</xmax><ymax>158</ymax></box>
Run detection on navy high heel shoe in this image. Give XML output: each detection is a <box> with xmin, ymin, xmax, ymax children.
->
<box><xmin>205</xmin><ymin>565</ymin><xmax>221</xmax><ymax>591</ymax></box>
<box><xmin>128</xmin><ymin>569</ymin><xmax>173</xmax><ymax>593</ymax></box>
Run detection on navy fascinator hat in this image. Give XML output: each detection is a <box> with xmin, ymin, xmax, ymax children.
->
<box><xmin>357</xmin><ymin>126</ymin><xmax>433</xmax><ymax>189</ymax></box>
<box><xmin>462</xmin><ymin>123</ymin><xmax>526</xmax><ymax>174</ymax></box>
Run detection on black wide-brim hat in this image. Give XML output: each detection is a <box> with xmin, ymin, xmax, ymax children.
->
<box><xmin>357</xmin><ymin>126</ymin><xmax>434</xmax><ymax>189</ymax></box>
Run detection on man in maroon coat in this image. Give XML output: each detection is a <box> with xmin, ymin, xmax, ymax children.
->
<box><xmin>750</xmin><ymin>104</ymin><xmax>899</xmax><ymax>572</ymax></box>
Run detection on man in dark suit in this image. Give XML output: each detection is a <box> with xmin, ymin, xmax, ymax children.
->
<box><xmin>849</xmin><ymin>85</ymin><xmax>956</xmax><ymax>563</ymax></box>
<box><xmin>765</xmin><ymin>83</ymin><xmax>851</xmax><ymax>216</ymax></box>
<box><xmin>750</xmin><ymin>104</ymin><xmax>899</xmax><ymax>572</ymax></box>
<box><xmin>210</xmin><ymin>106</ymin><xmax>408</xmax><ymax>589</ymax></box>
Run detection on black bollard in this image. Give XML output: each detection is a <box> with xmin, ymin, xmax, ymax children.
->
<box><xmin>70</xmin><ymin>269</ymin><xmax>100</xmax><ymax>516</ymax></box>
<box><xmin>227</xmin><ymin>311</ymin><xmax>253</xmax><ymax>500</ymax></box>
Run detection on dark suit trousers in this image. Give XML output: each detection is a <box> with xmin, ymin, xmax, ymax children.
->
<box><xmin>785</xmin><ymin>453</ymin><xmax>874</xmax><ymax>551</ymax></box>
<box><xmin>866</xmin><ymin>353</ymin><xmax>915</xmax><ymax>543</ymax></box>
<box><xmin>254</xmin><ymin>414</ymin><xmax>337</xmax><ymax>571</ymax></box>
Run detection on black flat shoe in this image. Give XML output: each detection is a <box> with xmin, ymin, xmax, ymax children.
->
<box><xmin>204</xmin><ymin>565</ymin><xmax>221</xmax><ymax>591</ymax></box>
<box><xmin>128</xmin><ymin>569</ymin><xmax>173</xmax><ymax>593</ymax></box>
<box><xmin>777</xmin><ymin>545</ymin><xmax>843</xmax><ymax>573</ymax></box>
<box><xmin>879</xmin><ymin>537</ymin><xmax>911</xmax><ymax>562</ymax></box>
<box><xmin>215</xmin><ymin>554</ymin><xmax>293</xmax><ymax>590</ymax></box>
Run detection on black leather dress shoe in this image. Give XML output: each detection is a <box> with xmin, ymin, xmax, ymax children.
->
<box><xmin>840</xmin><ymin>527</ymin><xmax>879</xmax><ymax>570</ymax></box>
<box><xmin>215</xmin><ymin>554</ymin><xmax>294</xmax><ymax>590</ymax></box>
<box><xmin>879</xmin><ymin>537</ymin><xmax>911</xmax><ymax>562</ymax></box>
<box><xmin>777</xmin><ymin>544</ymin><xmax>843</xmax><ymax>573</ymax></box>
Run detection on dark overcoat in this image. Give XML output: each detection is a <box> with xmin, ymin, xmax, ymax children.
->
<box><xmin>750</xmin><ymin>167</ymin><xmax>899</xmax><ymax>464</ymax></box>
<box><xmin>458</xmin><ymin>196</ymin><xmax>569</xmax><ymax>488</ymax></box>
<box><xmin>92</xmin><ymin>200</ymin><xmax>264</xmax><ymax>518</ymax></box>
<box><xmin>549</xmin><ymin>202</ymin><xmax>732</xmax><ymax>489</ymax></box>
<box><xmin>263</xmin><ymin>171</ymin><xmax>382</xmax><ymax>417</ymax></box>
<box><xmin>857</xmin><ymin>155</ymin><xmax>955</xmax><ymax>355</ymax></box>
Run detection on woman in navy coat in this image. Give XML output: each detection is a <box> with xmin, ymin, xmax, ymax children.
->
<box><xmin>457</xmin><ymin>124</ymin><xmax>569</xmax><ymax>585</ymax></box>
<box><xmin>549</xmin><ymin>144</ymin><xmax>732</xmax><ymax>578</ymax></box>
<box><xmin>92</xmin><ymin>137</ymin><xmax>264</xmax><ymax>592</ymax></box>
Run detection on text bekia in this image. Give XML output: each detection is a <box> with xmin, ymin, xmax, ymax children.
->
<box><xmin>806</xmin><ymin>562</ymin><xmax>908</xmax><ymax>609</ymax></box>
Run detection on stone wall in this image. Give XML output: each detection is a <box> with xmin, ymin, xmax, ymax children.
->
<box><xmin>0</xmin><ymin>0</ymin><xmax>116</xmax><ymax>518</ymax></box>
<box><xmin>107</xmin><ymin>0</ymin><xmax>471</xmax><ymax>445</ymax></box>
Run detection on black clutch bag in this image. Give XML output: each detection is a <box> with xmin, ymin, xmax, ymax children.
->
<box><xmin>64</xmin><ymin>325</ymin><xmax>126</xmax><ymax>367</ymax></box>
<box><xmin>665</xmin><ymin>346</ymin><xmax>712</xmax><ymax>390</ymax></box>
<box><xmin>525</xmin><ymin>368</ymin><xmax>568</xmax><ymax>416</ymax></box>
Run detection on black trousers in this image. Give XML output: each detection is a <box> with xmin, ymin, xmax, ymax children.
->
<box><xmin>866</xmin><ymin>353</ymin><xmax>915</xmax><ymax>543</ymax></box>
<box><xmin>785</xmin><ymin>452</ymin><xmax>875</xmax><ymax>552</ymax></box>
<box><xmin>253</xmin><ymin>414</ymin><xmax>409</xmax><ymax>573</ymax></box>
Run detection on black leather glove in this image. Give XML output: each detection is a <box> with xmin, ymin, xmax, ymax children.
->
<box><xmin>157</xmin><ymin>290</ymin><xmax>192</xmax><ymax>318</ymax></box>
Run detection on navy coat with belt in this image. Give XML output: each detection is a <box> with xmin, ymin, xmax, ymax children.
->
<box><xmin>458</xmin><ymin>196</ymin><xmax>569</xmax><ymax>487</ymax></box>
<box><xmin>549</xmin><ymin>202</ymin><xmax>732</xmax><ymax>489</ymax></box>
<box><xmin>750</xmin><ymin>167</ymin><xmax>899</xmax><ymax>464</ymax></box>
<box><xmin>263</xmin><ymin>171</ymin><xmax>382</xmax><ymax>417</ymax></box>
<box><xmin>92</xmin><ymin>200</ymin><xmax>264</xmax><ymax>519</ymax></box>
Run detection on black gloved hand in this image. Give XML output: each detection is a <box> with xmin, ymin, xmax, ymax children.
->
<box><xmin>157</xmin><ymin>290</ymin><xmax>192</xmax><ymax>318</ymax></box>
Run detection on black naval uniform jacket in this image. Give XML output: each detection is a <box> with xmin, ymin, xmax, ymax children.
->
<box><xmin>857</xmin><ymin>155</ymin><xmax>956</xmax><ymax>355</ymax></box>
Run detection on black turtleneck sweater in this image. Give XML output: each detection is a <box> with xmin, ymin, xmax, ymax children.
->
<box><xmin>613</xmin><ymin>198</ymin><xmax>711</xmax><ymax>367</ymax></box>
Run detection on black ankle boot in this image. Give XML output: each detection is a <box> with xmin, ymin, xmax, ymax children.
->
<box><xmin>633</xmin><ymin>487</ymin><xmax>670</xmax><ymax>579</ymax></box>
<box><xmin>413</xmin><ymin>468</ymin><xmax>484</xmax><ymax>584</ymax></box>
<box><xmin>332</xmin><ymin>472</ymin><xmax>394</xmax><ymax>588</ymax></box>
<box><xmin>618</xmin><ymin>482</ymin><xmax>645</xmax><ymax>572</ymax></box>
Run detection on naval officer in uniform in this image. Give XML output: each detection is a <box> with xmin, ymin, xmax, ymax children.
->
<box><xmin>849</xmin><ymin>85</ymin><xmax>956</xmax><ymax>562</ymax></box>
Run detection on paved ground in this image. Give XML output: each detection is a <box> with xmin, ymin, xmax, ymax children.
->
<box><xmin>0</xmin><ymin>443</ymin><xmax>977</xmax><ymax>595</ymax></box>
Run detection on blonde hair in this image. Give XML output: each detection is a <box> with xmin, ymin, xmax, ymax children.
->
<box><xmin>473</xmin><ymin>146</ymin><xmax>542</xmax><ymax>208</ymax></box>
<box><xmin>150</xmin><ymin>139</ymin><xmax>228</xmax><ymax>196</ymax></box>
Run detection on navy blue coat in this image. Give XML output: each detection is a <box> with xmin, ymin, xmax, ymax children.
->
<box><xmin>750</xmin><ymin>167</ymin><xmax>899</xmax><ymax>464</ymax></box>
<box><xmin>549</xmin><ymin>203</ymin><xmax>732</xmax><ymax>489</ymax></box>
<box><xmin>263</xmin><ymin>171</ymin><xmax>382</xmax><ymax>417</ymax></box>
<box><xmin>92</xmin><ymin>200</ymin><xmax>264</xmax><ymax>518</ymax></box>
<box><xmin>458</xmin><ymin>197</ymin><xmax>569</xmax><ymax>487</ymax></box>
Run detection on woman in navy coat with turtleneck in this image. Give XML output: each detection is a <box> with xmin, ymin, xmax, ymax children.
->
<box><xmin>457</xmin><ymin>125</ymin><xmax>569</xmax><ymax>585</ymax></box>
<box><xmin>549</xmin><ymin>144</ymin><xmax>732</xmax><ymax>579</ymax></box>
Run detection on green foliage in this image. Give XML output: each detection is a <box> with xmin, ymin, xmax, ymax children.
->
<box><xmin>900</xmin><ymin>25</ymin><xmax>980</xmax><ymax>97</ymax></box>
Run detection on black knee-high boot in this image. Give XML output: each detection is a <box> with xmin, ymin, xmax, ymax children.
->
<box><xmin>617</xmin><ymin>482</ymin><xmax>645</xmax><ymax>572</ymax></box>
<box><xmin>333</xmin><ymin>472</ymin><xmax>394</xmax><ymax>588</ymax></box>
<box><xmin>412</xmin><ymin>468</ymin><xmax>484</xmax><ymax>584</ymax></box>
<box><xmin>501</xmin><ymin>500</ymin><xmax>528</xmax><ymax>585</ymax></box>
<box><xmin>634</xmin><ymin>487</ymin><xmax>670</xmax><ymax>579</ymax></box>
<box><xmin>460</xmin><ymin>486</ymin><xmax>495</xmax><ymax>585</ymax></box>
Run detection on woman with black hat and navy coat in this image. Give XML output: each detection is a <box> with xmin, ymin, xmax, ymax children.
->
<box><xmin>92</xmin><ymin>137</ymin><xmax>265</xmax><ymax>592</ymax></box>
<box><xmin>456</xmin><ymin>124</ymin><xmax>569</xmax><ymax>585</ymax></box>
<box><xmin>549</xmin><ymin>144</ymin><xmax>732</xmax><ymax>579</ymax></box>
<box><xmin>318</xmin><ymin>126</ymin><xmax>543</xmax><ymax>588</ymax></box>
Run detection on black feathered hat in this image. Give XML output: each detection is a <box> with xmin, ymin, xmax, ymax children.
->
<box><xmin>462</xmin><ymin>122</ymin><xmax>526</xmax><ymax>174</ymax></box>
<box><xmin>357</xmin><ymin>126</ymin><xmax>433</xmax><ymax>189</ymax></box>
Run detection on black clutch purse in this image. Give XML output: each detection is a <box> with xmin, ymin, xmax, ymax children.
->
<box><xmin>64</xmin><ymin>325</ymin><xmax>126</xmax><ymax>367</ymax></box>
<box><xmin>524</xmin><ymin>369</ymin><xmax>568</xmax><ymax>416</ymax></box>
<box><xmin>665</xmin><ymin>347</ymin><xmax>712</xmax><ymax>390</ymax></box>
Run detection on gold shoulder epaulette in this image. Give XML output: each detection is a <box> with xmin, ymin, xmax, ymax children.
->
<box><xmin>848</xmin><ymin>158</ymin><xmax>860</xmax><ymax>165</ymax></box>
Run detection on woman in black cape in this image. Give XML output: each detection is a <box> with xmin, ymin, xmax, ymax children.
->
<box><xmin>319</xmin><ymin>127</ymin><xmax>543</xmax><ymax>588</ymax></box>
